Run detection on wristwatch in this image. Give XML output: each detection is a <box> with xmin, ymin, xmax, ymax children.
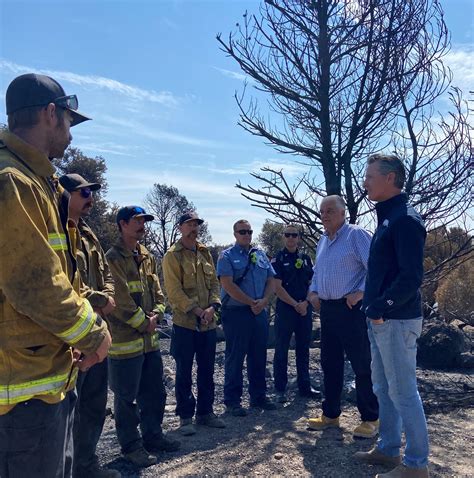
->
<box><xmin>210</xmin><ymin>302</ymin><xmax>221</xmax><ymax>312</ymax></box>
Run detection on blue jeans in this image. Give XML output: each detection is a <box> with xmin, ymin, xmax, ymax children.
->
<box><xmin>73</xmin><ymin>359</ymin><xmax>108</xmax><ymax>474</ymax></box>
<box><xmin>273</xmin><ymin>301</ymin><xmax>313</xmax><ymax>393</ymax></box>
<box><xmin>0</xmin><ymin>390</ymin><xmax>76</xmax><ymax>478</ymax></box>
<box><xmin>221</xmin><ymin>307</ymin><xmax>269</xmax><ymax>407</ymax></box>
<box><xmin>170</xmin><ymin>324</ymin><xmax>217</xmax><ymax>419</ymax></box>
<box><xmin>368</xmin><ymin>318</ymin><xmax>429</xmax><ymax>468</ymax></box>
<box><xmin>109</xmin><ymin>351</ymin><xmax>167</xmax><ymax>454</ymax></box>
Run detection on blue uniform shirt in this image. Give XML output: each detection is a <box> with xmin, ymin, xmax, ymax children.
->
<box><xmin>217</xmin><ymin>244</ymin><xmax>275</xmax><ymax>307</ymax></box>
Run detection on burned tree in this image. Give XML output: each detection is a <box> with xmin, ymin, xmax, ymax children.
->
<box><xmin>217</xmin><ymin>0</ymin><xmax>472</xmax><ymax>278</ymax></box>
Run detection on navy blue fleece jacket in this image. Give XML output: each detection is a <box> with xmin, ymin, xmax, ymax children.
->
<box><xmin>363</xmin><ymin>193</ymin><xmax>426</xmax><ymax>320</ymax></box>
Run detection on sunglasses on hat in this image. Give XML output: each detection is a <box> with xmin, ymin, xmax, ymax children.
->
<box><xmin>236</xmin><ymin>229</ymin><xmax>253</xmax><ymax>235</ymax></box>
<box><xmin>54</xmin><ymin>95</ymin><xmax>79</xmax><ymax>111</ymax></box>
<box><xmin>284</xmin><ymin>232</ymin><xmax>299</xmax><ymax>238</ymax></box>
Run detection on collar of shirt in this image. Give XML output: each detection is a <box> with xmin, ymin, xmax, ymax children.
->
<box><xmin>232</xmin><ymin>243</ymin><xmax>253</xmax><ymax>255</ymax></box>
<box><xmin>114</xmin><ymin>237</ymin><xmax>150</xmax><ymax>259</ymax></box>
<box><xmin>0</xmin><ymin>130</ymin><xmax>55</xmax><ymax>178</ymax></box>
<box><xmin>375</xmin><ymin>193</ymin><xmax>407</xmax><ymax>223</ymax></box>
<box><xmin>282</xmin><ymin>247</ymin><xmax>299</xmax><ymax>256</ymax></box>
<box><xmin>323</xmin><ymin>222</ymin><xmax>348</xmax><ymax>244</ymax></box>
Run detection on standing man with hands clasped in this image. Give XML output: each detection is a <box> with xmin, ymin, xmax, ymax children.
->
<box><xmin>217</xmin><ymin>219</ymin><xmax>277</xmax><ymax>416</ymax></box>
<box><xmin>272</xmin><ymin>224</ymin><xmax>319</xmax><ymax>403</ymax></box>
<box><xmin>0</xmin><ymin>74</ymin><xmax>111</xmax><ymax>478</ymax></box>
<box><xmin>106</xmin><ymin>206</ymin><xmax>180</xmax><ymax>468</ymax></box>
<box><xmin>162</xmin><ymin>212</ymin><xmax>225</xmax><ymax>437</ymax></box>
<box><xmin>307</xmin><ymin>195</ymin><xmax>379</xmax><ymax>439</ymax></box>
<box><xmin>354</xmin><ymin>154</ymin><xmax>429</xmax><ymax>478</ymax></box>
<box><xmin>59</xmin><ymin>173</ymin><xmax>120</xmax><ymax>478</ymax></box>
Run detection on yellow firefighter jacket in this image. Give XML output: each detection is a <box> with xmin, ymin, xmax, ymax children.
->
<box><xmin>77</xmin><ymin>219</ymin><xmax>115</xmax><ymax>310</ymax></box>
<box><xmin>0</xmin><ymin>130</ymin><xmax>109</xmax><ymax>415</ymax></box>
<box><xmin>106</xmin><ymin>238</ymin><xmax>165</xmax><ymax>359</ymax></box>
<box><xmin>162</xmin><ymin>239</ymin><xmax>220</xmax><ymax>331</ymax></box>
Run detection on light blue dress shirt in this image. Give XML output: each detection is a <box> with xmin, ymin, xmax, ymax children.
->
<box><xmin>309</xmin><ymin>223</ymin><xmax>371</xmax><ymax>300</ymax></box>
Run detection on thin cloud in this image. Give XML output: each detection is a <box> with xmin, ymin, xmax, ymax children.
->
<box><xmin>99</xmin><ymin>114</ymin><xmax>224</xmax><ymax>148</ymax></box>
<box><xmin>213</xmin><ymin>66</ymin><xmax>254</xmax><ymax>83</ymax></box>
<box><xmin>0</xmin><ymin>59</ymin><xmax>179</xmax><ymax>107</ymax></box>
<box><xmin>207</xmin><ymin>157</ymin><xmax>308</xmax><ymax>177</ymax></box>
<box><xmin>107</xmin><ymin>167</ymin><xmax>234</xmax><ymax>197</ymax></box>
<box><xmin>445</xmin><ymin>45</ymin><xmax>474</xmax><ymax>93</ymax></box>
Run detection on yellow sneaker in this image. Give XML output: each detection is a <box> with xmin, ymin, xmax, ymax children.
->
<box><xmin>353</xmin><ymin>420</ymin><xmax>380</xmax><ymax>438</ymax></box>
<box><xmin>307</xmin><ymin>414</ymin><xmax>340</xmax><ymax>430</ymax></box>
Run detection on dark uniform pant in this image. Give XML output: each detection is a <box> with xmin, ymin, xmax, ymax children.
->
<box><xmin>109</xmin><ymin>351</ymin><xmax>167</xmax><ymax>454</ymax></box>
<box><xmin>320</xmin><ymin>299</ymin><xmax>379</xmax><ymax>422</ymax></box>
<box><xmin>0</xmin><ymin>389</ymin><xmax>76</xmax><ymax>478</ymax></box>
<box><xmin>171</xmin><ymin>324</ymin><xmax>217</xmax><ymax>419</ymax></box>
<box><xmin>73</xmin><ymin>359</ymin><xmax>108</xmax><ymax>475</ymax></box>
<box><xmin>273</xmin><ymin>301</ymin><xmax>313</xmax><ymax>393</ymax></box>
<box><xmin>221</xmin><ymin>306</ymin><xmax>269</xmax><ymax>407</ymax></box>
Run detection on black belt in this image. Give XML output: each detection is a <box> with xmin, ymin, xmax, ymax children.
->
<box><xmin>320</xmin><ymin>298</ymin><xmax>346</xmax><ymax>304</ymax></box>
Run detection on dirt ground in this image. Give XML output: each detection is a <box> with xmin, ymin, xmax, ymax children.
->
<box><xmin>97</xmin><ymin>340</ymin><xmax>474</xmax><ymax>477</ymax></box>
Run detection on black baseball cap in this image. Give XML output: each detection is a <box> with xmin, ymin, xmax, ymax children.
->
<box><xmin>116</xmin><ymin>206</ymin><xmax>154</xmax><ymax>224</ymax></box>
<box><xmin>178</xmin><ymin>211</ymin><xmax>204</xmax><ymax>226</ymax></box>
<box><xmin>59</xmin><ymin>173</ymin><xmax>101</xmax><ymax>192</ymax></box>
<box><xmin>5</xmin><ymin>73</ymin><xmax>91</xmax><ymax>127</ymax></box>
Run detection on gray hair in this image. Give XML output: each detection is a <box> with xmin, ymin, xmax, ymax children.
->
<box><xmin>321</xmin><ymin>195</ymin><xmax>346</xmax><ymax>211</ymax></box>
<box><xmin>367</xmin><ymin>154</ymin><xmax>406</xmax><ymax>189</ymax></box>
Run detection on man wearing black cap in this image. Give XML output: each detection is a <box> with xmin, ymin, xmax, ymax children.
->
<box><xmin>59</xmin><ymin>173</ymin><xmax>119</xmax><ymax>478</ymax></box>
<box><xmin>162</xmin><ymin>212</ymin><xmax>225</xmax><ymax>436</ymax></box>
<box><xmin>0</xmin><ymin>74</ymin><xmax>111</xmax><ymax>478</ymax></box>
<box><xmin>105</xmin><ymin>206</ymin><xmax>180</xmax><ymax>468</ymax></box>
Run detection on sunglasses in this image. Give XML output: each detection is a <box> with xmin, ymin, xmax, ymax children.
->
<box><xmin>54</xmin><ymin>95</ymin><xmax>79</xmax><ymax>111</ymax></box>
<box><xmin>131</xmin><ymin>206</ymin><xmax>145</xmax><ymax>214</ymax></box>
<box><xmin>79</xmin><ymin>187</ymin><xmax>92</xmax><ymax>199</ymax></box>
<box><xmin>236</xmin><ymin>229</ymin><xmax>253</xmax><ymax>235</ymax></box>
<box><xmin>284</xmin><ymin>233</ymin><xmax>299</xmax><ymax>238</ymax></box>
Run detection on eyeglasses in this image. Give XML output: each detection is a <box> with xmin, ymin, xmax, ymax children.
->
<box><xmin>54</xmin><ymin>95</ymin><xmax>79</xmax><ymax>111</ymax></box>
<box><xmin>284</xmin><ymin>233</ymin><xmax>299</xmax><ymax>238</ymax></box>
<box><xmin>79</xmin><ymin>187</ymin><xmax>92</xmax><ymax>199</ymax></box>
<box><xmin>236</xmin><ymin>229</ymin><xmax>253</xmax><ymax>235</ymax></box>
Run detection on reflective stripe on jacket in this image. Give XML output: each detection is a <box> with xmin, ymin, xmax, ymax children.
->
<box><xmin>0</xmin><ymin>130</ymin><xmax>108</xmax><ymax>414</ymax></box>
<box><xmin>106</xmin><ymin>238</ymin><xmax>165</xmax><ymax>359</ymax></box>
<box><xmin>162</xmin><ymin>240</ymin><xmax>220</xmax><ymax>331</ymax></box>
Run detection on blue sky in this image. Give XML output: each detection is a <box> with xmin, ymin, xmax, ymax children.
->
<box><xmin>1</xmin><ymin>0</ymin><xmax>472</xmax><ymax>244</ymax></box>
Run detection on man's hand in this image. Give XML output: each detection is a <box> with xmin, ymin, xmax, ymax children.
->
<box><xmin>76</xmin><ymin>330</ymin><xmax>112</xmax><ymax>372</ymax></box>
<box><xmin>308</xmin><ymin>292</ymin><xmax>320</xmax><ymax>311</ymax></box>
<box><xmin>295</xmin><ymin>300</ymin><xmax>308</xmax><ymax>316</ymax></box>
<box><xmin>345</xmin><ymin>291</ymin><xmax>364</xmax><ymax>310</ymax></box>
<box><xmin>100</xmin><ymin>297</ymin><xmax>116</xmax><ymax>316</ymax></box>
<box><xmin>251</xmin><ymin>298</ymin><xmax>267</xmax><ymax>315</ymax></box>
<box><xmin>370</xmin><ymin>318</ymin><xmax>384</xmax><ymax>325</ymax></box>
<box><xmin>146</xmin><ymin>313</ymin><xmax>159</xmax><ymax>334</ymax></box>
<box><xmin>201</xmin><ymin>306</ymin><xmax>215</xmax><ymax>325</ymax></box>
